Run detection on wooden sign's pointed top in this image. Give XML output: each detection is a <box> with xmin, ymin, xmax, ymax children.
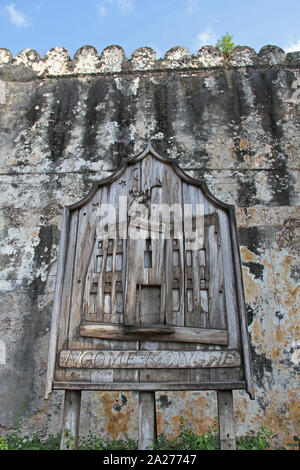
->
<box><xmin>128</xmin><ymin>140</ymin><xmax>171</xmax><ymax>163</ymax></box>
<box><xmin>67</xmin><ymin>140</ymin><xmax>233</xmax><ymax>212</ymax></box>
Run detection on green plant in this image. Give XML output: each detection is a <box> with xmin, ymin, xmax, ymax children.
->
<box><xmin>63</xmin><ymin>428</ymin><xmax>76</xmax><ymax>450</ymax></box>
<box><xmin>0</xmin><ymin>437</ymin><xmax>8</xmax><ymax>450</ymax></box>
<box><xmin>0</xmin><ymin>417</ymin><xmax>283</xmax><ymax>451</ymax></box>
<box><xmin>154</xmin><ymin>419</ymin><xmax>273</xmax><ymax>451</ymax></box>
<box><xmin>153</xmin><ymin>417</ymin><xmax>219</xmax><ymax>450</ymax></box>
<box><xmin>78</xmin><ymin>432</ymin><xmax>137</xmax><ymax>450</ymax></box>
<box><xmin>5</xmin><ymin>401</ymin><xmax>61</xmax><ymax>450</ymax></box>
<box><xmin>216</xmin><ymin>33</ymin><xmax>235</xmax><ymax>59</ymax></box>
<box><xmin>237</xmin><ymin>426</ymin><xmax>272</xmax><ymax>450</ymax></box>
<box><xmin>6</xmin><ymin>430</ymin><xmax>61</xmax><ymax>450</ymax></box>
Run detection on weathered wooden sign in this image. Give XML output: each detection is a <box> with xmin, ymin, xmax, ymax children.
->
<box><xmin>45</xmin><ymin>142</ymin><xmax>254</xmax><ymax>400</ymax></box>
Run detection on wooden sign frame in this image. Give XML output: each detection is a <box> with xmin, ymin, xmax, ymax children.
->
<box><xmin>45</xmin><ymin>142</ymin><xmax>255</xmax><ymax>450</ymax></box>
<box><xmin>45</xmin><ymin>142</ymin><xmax>254</xmax><ymax>401</ymax></box>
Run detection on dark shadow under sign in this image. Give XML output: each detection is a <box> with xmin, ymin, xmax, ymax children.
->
<box><xmin>45</xmin><ymin>142</ymin><xmax>254</xmax><ymax>400</ymax></box>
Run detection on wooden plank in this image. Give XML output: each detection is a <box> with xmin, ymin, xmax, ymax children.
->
<box><xmin>210</xmin><ymin>367</ymin><xmax>241</xmax><ymax>382</ymax></box>
<box><xmin>217</xmin><ymin>390</ymin><xmax>236</xmax><ymax>450</ymax></box>
<box><xmin>113</xmin><ymin>369</ymin><xmax>139</xmax><ymax>383</ymax></box>
<box><xmin>57</xmin><ymin>211</ymin><xmax>80</xmax><ymax>350</ymax></box>
<box><xmin>182</xmin><ymin>183</ymin><xmax>205</xmax><ymax>328</ymax></box>
<box><xmin>205</xmin><ymin>213</ymin><xmax>227</xmax><ymax>330</ymax></box>
<box><xmin>110</xmin><ymin>237</ymin><xmax>118</xmax><ymax>321</ymax></box>
<box><xmin>98</xmin><ymin>237</ymin><xmax>109</xmax><ymax>322</ymax></box>
<box><xmin>59</xmin><ymin>349</ymin><xmax>240</xmax><ymax>369</ymax></box>
<box><xmin>138</xmin><ymin>392</ymin><xmax>157</xmax><ymax>450</ymax></box>
<box><xmin>228</xmin><ymin>207</ymin><xmax>255</xmax><ymax>399</ymax></box>
<box><xmin>217</xmin><ymin>210</ymin><xmax>239</xmax><ymax>347</ymax></box>
<box><xmin>189</xmin><ymin>367</ymin><xmax>211</xmax><ymax>383</ymax></box>
<box><xmin>60</xmin><ymin>391</ymin><xmax>81</xmax><ymax>450</ymax></box>
<box><xmin>68</xmin><ymin>188</ymin><xmax>101</xmax><ymax>350</ymax></box>
<box><xmin>45</xmin><ymin>208</ymin><xmax>70</xmax><ymax>399</ymax></box>
<box><xmin>124</xmin><ymin>161</ymin><xmax>142</xmax><ymax>326</ymax></box>
<box><xmin>80</xmin><ymin>323</ymin><xmax>229</xmax><ymax>345</ymax></box>
<box><xmin>63</xmin><ymin>369</ymin><xmax>91</xmax><ymax>383</ymax></box>
<box><xmin>53</xmin><ymin>381</ymin><xmax>247</xmax><ymax>391</ymax></box>
<box><xmin>140</xmin><ymin>369</ymin><xmax>193</xmax><ymax>382</ymax></box>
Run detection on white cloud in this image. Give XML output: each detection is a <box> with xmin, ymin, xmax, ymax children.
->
<box><xmin>98</xmin><ymin>0</ymin><xmax>134</xmax><ymax>17</ymax></box>
<box><xmin>192</xmin><ymin>27</ymin><xmax>217</xmax><ymax>51</ymax></box>
<box><xmin>5</xmin><ymin>3</ymin><xmax>30</xmax><ymax>28</ymax></box>
<box><xmin>285</xmin><ymin>39</ymin><xmax>300</xmax><ymax>53</ymax></box>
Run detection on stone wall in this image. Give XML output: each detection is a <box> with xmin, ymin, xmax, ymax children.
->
<box><xmin>0</xmin><ymin>44</ymin><xmax>299</xmax><ymax>448</ymax></box>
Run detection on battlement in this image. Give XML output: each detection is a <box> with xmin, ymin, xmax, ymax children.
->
<box><xmin>0</xmin><ymin>44</ymin><xmax>299</xmax><ymax>77</ymax></box>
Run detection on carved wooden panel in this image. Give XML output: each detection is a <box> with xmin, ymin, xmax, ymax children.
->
<box><xmin>45</xmin><ymin>143</ymin><xmax>254</xmax><ymax>399</ymax></box>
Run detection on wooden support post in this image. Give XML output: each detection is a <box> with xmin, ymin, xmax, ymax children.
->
<box><xmin>217</xmin><ymin>390</ymin><xmax>236</xmax><ymax>450</ymax></box>
<box><xmin>60</xmin><ymin>390</ymin><xmax>81</xmax><ymax>450</ymax></box>
<box><xmin>138</xmin><ymin>391</ymin><xmax>157</xmax><ymax>450</ymax></box>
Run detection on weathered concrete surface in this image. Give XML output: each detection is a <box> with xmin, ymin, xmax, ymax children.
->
<box><xmin>0</xmin><ymin>45</ymin><xmax>299</xmax><ymax>449</ymax></box>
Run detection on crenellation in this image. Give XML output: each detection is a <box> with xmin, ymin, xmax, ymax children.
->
<box><xmin>196</xmin><ymin>45</ymin><xmax>224</xmax><ymax>67</ymax></box>
<box><xmin>130</xmin><ymin>47</ymin><xmax>157</xmax><ymax>71</ymax></box>
<box><xmin>257</xmin><ymin>45</ymin><xmax>286</xmax><ymax>66</ymax></box>
<box><xmin>73</xmin><ymin>45</ymin><xmax>101</xmax><ymax>74</ymax></box>
<box><xmin>164</xmin><ymin>45</ymin><xmax>191</xmax><ymax>61</ymax></box>
<box><xmin>98</xmin><ymin>45</ymin><xmax>126</xmax><ymax>73</ymax></box>
<box><xmin>13</xmin><ymin>49</ymin><xmax>42</xmax><ymax>75</ymax></box>
<box><xmin>0</xmin><ymin>48</ymin><xmax>12</xmax><ymax>65</ymax></box>
<box><xmin>14</xmin><ymin>48</ymin><xmax>41</xmax><ymax>66</ymax></box>
<box><xmin>43</xmin><ymin>46</ymin><xmax>72</xmax><ymax>76</ymax></box>
<box><xmin>228</xmin><ymin>46</ymin><xmax>257</xmax><ymax>67</ymax></box>
<box><xmin>0</xmin><ymin>44</ymin><xmax>299</xmax><ymax>77</ymax></box>
<box><xmin>162</xmin><ymin>46</ymin><xmax>194</xmax><ymax>69</ymax></box>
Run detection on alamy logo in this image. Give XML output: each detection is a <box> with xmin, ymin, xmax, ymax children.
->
<box><xmin>95</xmin><ymin>196</ymin><xmax>205</xmax><ymax>250</ymax></box>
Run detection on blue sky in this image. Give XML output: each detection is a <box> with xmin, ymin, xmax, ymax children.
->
<box><xmin>0</xmin><ymin>0</ymin><xmax>299</xmax><ymax>59</ymax></box>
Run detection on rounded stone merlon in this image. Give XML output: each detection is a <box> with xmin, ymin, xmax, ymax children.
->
<box><xmin>14</xmin><ymin>48</ymin><xmax>41</xmax><ymax>65</ymax></box>
<box><xmin>162</xmin><ymin>46</ymin><xmax>193</xmax><ymax>69</ymax></box>
<box><xmin>258</xmin><ymin>45</ymin><xmax>286</xmax><ymax>65</ymax></box>
<box><xmin>43</xmin><ymin>46</ymin><xmax>72</xmax><ymax>76</ymax></box>
<box><xmin>130</xmin><ymin>47</ymin><xmax>157</xmax><ymax>70</ymax></box>
<box><xmin>0</xmin><ymin>48</ymin><xmax>12</xmax><ymax>65</ymax></box>
<box><xmin>164</xmin><ymin>46</ymin><xmax>191</xmax><ymax>61</ymax></box>
<box><xmin>73</xmin><ymin>45</ymin><xmax>100</xmax><ymax>74</ymax></box>
<box><xmin>229</xmin><ymin>46</ymin><xmax>257</xmax><ymax>67</ymax></box>
<box><xmin>196</xmin><ymin>46</ymin><xmax>223</xmax><ymax>67</ymax></box>
<box><xmin>13</xmin><ymin>49</ymin><xmax>43</xmax><ymax>75</ymax></box>
<box><xmin>99</xmin><ymin>45</ymin><xmax>126</xmax><ymax>72</ymax></box>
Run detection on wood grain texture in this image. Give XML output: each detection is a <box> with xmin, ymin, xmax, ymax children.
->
<box><xmin>80</xmin><ymin>323</ymin><xmax>229</xmax><ymax>345</ymax></box>
<box><xmin>53</xmin><ymin>381</ymin><xmax>247</xmax><ymax>391</ymax></box>
<box><xmin>45</xmin><ymin>208</ymin><xmax>70</xmax><ymax>399</ymax></box>
<box><xmin>59</xmin><ymin>349</ymin><xmax>241</xmax><ymax>369</ymax></box>
<box><xmin>217</xmin><ymin>390</ymin><xmax>237</xmax><ymax>450</ymax></box>
<box><xmin>60</xmin><ymin>391</ymin><xmax>81</xmax><ymax>450</ymax></box>
<box><xmin>47</xmin><ymin>144</ymin><xmax>253</xmax><ymax>395</ymax></box>
<box><xmin>138</xmin><ymin>392</ymin><xmax>157</xmax><ymax>450</ymax></box>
